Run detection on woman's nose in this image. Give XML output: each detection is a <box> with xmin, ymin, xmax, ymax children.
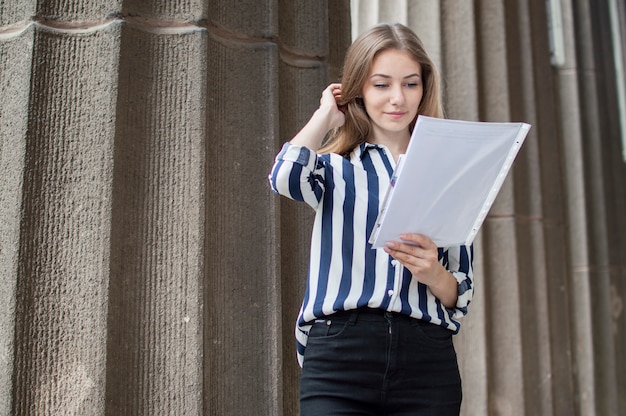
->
<box><xmin>389</xmin><ymin>86</ymin><xmax>405</xmax><ymax>105</ymax></box>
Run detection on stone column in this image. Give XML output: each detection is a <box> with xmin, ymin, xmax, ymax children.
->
<box><xmin>11</xmin><ymin>21</ymin><xmax>121</xmax><ymax>416</ymax></box>
<box><xmin>0</xmin><ymin>4</ymin><xmax>35</xmax><ymax>416</ymax></box>
<box><xmin>104</xmin><ymin>14</ymin><xmax>206</xmax><ymax>416</ymax></box>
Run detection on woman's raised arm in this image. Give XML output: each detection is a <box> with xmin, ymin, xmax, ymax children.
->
<box><xmin>290</xmin><ymin>83</ymin><xmax>345</xmax><ymax>151</ymax></box>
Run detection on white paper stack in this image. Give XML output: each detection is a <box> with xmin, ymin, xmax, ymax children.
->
<box><xmin>369</xmin><ymin>116</ymin><xmax>531</xmax><ymax>248</ymax></box>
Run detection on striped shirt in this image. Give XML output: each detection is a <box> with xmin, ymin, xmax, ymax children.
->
<box><xmin>269</xmin><ymin>142</ymin><xmax>474</xmax><ymax>367</ymax></box>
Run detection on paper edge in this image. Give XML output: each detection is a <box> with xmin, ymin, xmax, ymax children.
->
<box><xmin>464</xmin><ymin>122</ymin><xmax>532</xmax><ymax>245</ymax></box>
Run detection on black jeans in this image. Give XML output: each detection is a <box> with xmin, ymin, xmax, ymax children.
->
<box><xmin>300</xmin><ymin>308</ymin><xmax>461</xmax><ymax>416</ymax></box>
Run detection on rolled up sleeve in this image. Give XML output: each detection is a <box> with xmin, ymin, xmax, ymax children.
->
<box><xmin>443</xmin><ymin>244</ymin><xmax>474</xmax><ymax>319</ymax></box>
<box><xmin>268</xmin><ymin>142</ymin><xmax>325</xmax><ymax>209</ymax></box>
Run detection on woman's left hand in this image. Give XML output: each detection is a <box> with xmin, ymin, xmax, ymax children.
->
<box><xmin>383</xmin><ymin>233</ymin><xmax>458</xmax><ymax>308</ymax></box>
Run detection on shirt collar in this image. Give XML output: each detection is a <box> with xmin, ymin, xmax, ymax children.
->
<box><xmin>352</xmin><ymin>142</ymin><xmax>385</xmax><ymax>162</ymax></box>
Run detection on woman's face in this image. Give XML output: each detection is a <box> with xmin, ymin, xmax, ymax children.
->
<box><xmin>361</xmin><ymin>49</ymin><xmax>423</xmax><ymax>142</ymax></box>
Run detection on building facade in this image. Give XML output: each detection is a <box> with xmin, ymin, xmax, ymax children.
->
<box><xmin>0</xmin><ymin>0</ymin><xmax>624</xmax><ymax>415</ymax></box>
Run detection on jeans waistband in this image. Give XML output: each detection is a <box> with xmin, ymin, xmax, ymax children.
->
<box><xmin>332</xmin><ymin>307</ymin><xmax>409</xmax><ymax>324</ymax></box>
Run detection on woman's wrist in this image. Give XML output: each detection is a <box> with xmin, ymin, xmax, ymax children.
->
<box><xmin>428</xmin><ymin>265</ymin><xmax>458</xmax><ymax>309</ymax></box>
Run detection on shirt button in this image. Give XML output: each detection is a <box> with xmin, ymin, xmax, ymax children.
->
<box><xmin>388</xmin><ymin>290</ymin><xmax>394</xmax><ymax>297</ymax></box>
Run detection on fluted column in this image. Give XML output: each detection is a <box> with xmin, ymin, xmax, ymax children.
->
<box><xmin>12</xmin><ymin>21</ymin><xmax>122</xmax><ymax>416</ymax></box>
<box><xmin>0</xmin><ymin>6</ymin><xmax>35</xmax><ymax>416</ymax></box>
<box><xmin>105</xmin><ymin>17</ymin><xmax>206</xmax><ymax>416</ymax></box>
<box><xmin>203</xmin><ymin>0</ymin><xmax>345</xmax><ymax>414</ymax></box>
<box><xmin>474</xmin><ymin>1</ymin><xmax>528</xmax><ymax>414</ymax></box>
<box><xmin>204</xmin><ymin>26</ymin><xmax>282</xmax><ymax>416</ymax></box>
<box><xmin>407</xmin><ymin>0</ymin><xmax>441</xmax><ymax>71</ymax></box>
<box><xmin>566</xmin><ymin>0</ymin><xmax>620</xmax><ymax>414</ymax></box>
<box><xmin>553</xmin><ymin>0</ymin><xmax>601</xmax><ymax>414</ymax></box>
<box><xmin>276</xmin><ymin>1</ymin><xmax>329</xmax><ymax>414</ymax></box>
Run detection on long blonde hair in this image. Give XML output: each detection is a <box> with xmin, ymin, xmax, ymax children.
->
<box><xmin>319</xmin><ymin>23</ymin><xmax>444</xmax><ymax>157</ymax></box>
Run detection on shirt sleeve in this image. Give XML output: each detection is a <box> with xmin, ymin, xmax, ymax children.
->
<box><xmin>443</xmin><ymin>244</ymin><xmax>474</xmax><ymax>319</ymax></box>
<box><xmin>268</xmin><ymin>142</ymin><xmax>326</xmax><ymax>209</ymax></box>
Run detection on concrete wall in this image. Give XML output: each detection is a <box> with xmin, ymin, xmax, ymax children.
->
<box><xmin>0</xmin><ymin>0</ymin><xmax>624</xmax><ymax>415</ymax></box>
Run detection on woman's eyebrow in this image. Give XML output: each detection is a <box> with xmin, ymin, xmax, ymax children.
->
<box><xmin>370</xmin><ymin>73</ymin><xmax>421</xmax><ymax>79</ymax></box>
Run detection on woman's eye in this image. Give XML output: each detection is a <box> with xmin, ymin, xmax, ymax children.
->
<box><xmin>405</xmin><ymin>82</ymin><xmax>419</xmax><ymax>88</ymax></box>
<box><xmin>374</xmin><ymin>83</ymin><xmax>388</xmax><ymax>88</ymax></box>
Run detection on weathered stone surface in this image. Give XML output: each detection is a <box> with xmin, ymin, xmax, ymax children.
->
<box><xmin>105</xmin><ymin>24</ymin><xmax>206</xmax><ymax>416</ymax></box>
<box><xmin>0</xmin><ymin>24</ymin><xmax>33</xmax><ymax>416</ymax></box>
<box><xmin>12</xmin><ymin>24</ymin><xmax>121</xmax><ymax>416</ymax></box>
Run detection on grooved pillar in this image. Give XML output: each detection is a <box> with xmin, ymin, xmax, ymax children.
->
<box><xmin>13</xmin><ymin>24</ymin><xmax>121</xmax><ymax>415</ymax></box>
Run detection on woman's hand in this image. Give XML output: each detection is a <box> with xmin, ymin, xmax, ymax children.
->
<box><xmin>383</xmin><ymin>233</ymin><xmax>458</xmax><ymax>308</ymax></box>
<box><xmin>289</xmin><ymin>83</ymin><xmax>345</xmax><ymax>150</ymax></box>
<box><xmin>319</xmin><ymin>83</ymin><xmax>346</xmax><ymax>130</ymax></box>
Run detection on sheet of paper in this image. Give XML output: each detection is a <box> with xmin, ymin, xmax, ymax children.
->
<box><xmin>369</xmin><ymin>116</ymin><xmax>531</xmax><ymax>248</ymax></box>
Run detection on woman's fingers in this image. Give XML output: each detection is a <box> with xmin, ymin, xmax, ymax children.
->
<box><xmin>384</xmin><ymin>234</ymin><xmax>438</xmax><ymax>272</ymax></box>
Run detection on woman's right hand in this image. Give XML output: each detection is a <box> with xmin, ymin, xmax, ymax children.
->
<box><xmin>289</xmin><ymin>83</ymin><xmax>346</xmax><ymax>150</ymax></box>
<box><xmin>319</xmin><ymin>83</ymin><xmax>346</xmax><ymax>130</ymax></box>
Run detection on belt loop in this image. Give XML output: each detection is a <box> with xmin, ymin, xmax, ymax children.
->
<box><xmin>348</xmin><ymin>308</ymin><xmax>360</xmax><ymax>325</ymax></box>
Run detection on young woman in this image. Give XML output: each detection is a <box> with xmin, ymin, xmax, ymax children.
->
<box><xmin>269</xmin><ymin>23</ymin><xmax>474</xmax><ymax>415</ymax></box>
